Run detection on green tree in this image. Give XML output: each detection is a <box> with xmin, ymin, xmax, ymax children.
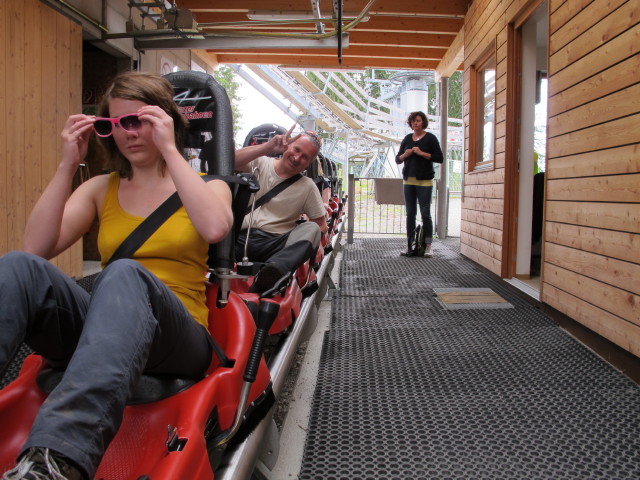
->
<box><xmin>447</xmin><ymin>70</ymin><xmax>462</xmax><ymax>120</ymax></box>
<box><xmin>212</xmin><ymin>65</ymin><xmax>242</xmax><ymax>135</ymax></box>
<box><xmin>361</xmin><ymin>69</ymin><xmax>392</xmax><ymax>99</ymax></box>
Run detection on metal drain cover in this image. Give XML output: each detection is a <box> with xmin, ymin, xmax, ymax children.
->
<box><xmin>434</xmin><ymin>287</ymin><xmax>514</xmax><ymax>310</ymax></box>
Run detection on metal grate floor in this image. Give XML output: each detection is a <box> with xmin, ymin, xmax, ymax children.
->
<box><xmin>299</xmin><ymin>237</ymin><xmax>640</xmax><ymax>480</ymax></box>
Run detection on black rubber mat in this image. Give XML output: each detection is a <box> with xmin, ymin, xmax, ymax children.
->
<box><xmin>299</xmin><ymin>237</ymin><xmax>640</xmax><ymax>480</ymax></box>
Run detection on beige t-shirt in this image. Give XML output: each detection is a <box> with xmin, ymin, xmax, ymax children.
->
<box><xmin>242</xmin><ymin>156</ymin><xmax>326</xmax><ymax>235</ymax></box>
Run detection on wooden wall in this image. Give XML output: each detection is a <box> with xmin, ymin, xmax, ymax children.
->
<box><xmin>1</xmin><ymin>0</ymin><xmax>83</xmax><ymax>277</ymax></box>
<box><xmin>461</xmin><ymin>0</ymin><xmax>640</xmax><ymax>357</ymax></box>
<box><xmin>544</xmin><ymin>0</ymin><xmax>640</xmax><ymax>356</ymax></box>
<box><xmin>460</xmin><ymin>0</ymin><xmax>519</xmax><ymax>277</ymax></box>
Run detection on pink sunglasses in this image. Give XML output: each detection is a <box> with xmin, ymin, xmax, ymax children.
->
<box><xmin>93</xmin><ymin>114</ymin><xmax>143</xmax><ymax>137</ymax></box>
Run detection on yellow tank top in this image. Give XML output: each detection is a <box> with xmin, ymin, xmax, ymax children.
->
<box><xmin>97</xmin><ymin>173</ymin><xmax>210</xmax><ymax>329</ymax></box>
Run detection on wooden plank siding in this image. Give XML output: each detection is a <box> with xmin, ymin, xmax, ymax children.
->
<box><xmin>462</xmin><ymin>0</ymin><xmax>640</xmax><ymax>357</ymax></box>
<box><xmin>0</xmin><ymin>0</ymin><xmax>7</xmax><ymax>257</ymax></box>
<box><xmin>545</xmin><ymin>0</ymin><xmax>640</xmax><ymax>354</ymax></box>
<box><xmin>6</xmin><ymin>0</ymin><xmax>26</xmax><ymax>266</ymax></box>
<box><xmin>461</xmin><ymin>0</ymin><xmax>524</xmax><ymax>277</ymax></box>
<box><xmin>1</xmin><ymin>0</ymin><xmax>83</xmax><ymax>277</ymax></box>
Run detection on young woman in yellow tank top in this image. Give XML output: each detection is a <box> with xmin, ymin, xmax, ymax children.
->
<box><xmin>0</xmin><ymin>72</ymin><xmax>232</xmax><ymax>480</ymax></box>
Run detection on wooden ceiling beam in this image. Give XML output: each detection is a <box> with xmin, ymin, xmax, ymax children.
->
<box><xmin>206</xmin><ymin>46</ymin><xmax>446</xmax><ymax>60</ymax></box>
<box><xmin>216</xmin><ymin>54</ymin><xmax>440</xmax><ymax>70</ymax></box>
<box><xmin>347</xmin><ymin>0</ymin><xmax>468</xmax><ymax>16</ymax></box>
<box><xmin>191</xmin><ymin>31</ymin><xmax>455</xmax><ymax>51</ymax></box>
<box><xmin>436</xmin><ymin>29</ymin><xmax>465</xmax><ymax>78</ymax></box>
<box><xmin>350</xmin><ymin>31</ymin><xmax>455</xmax><ymax>48</ymax></box>
<box><xmin>350</xmin><ymin>16</ymin><xmax>463</xmax><ymax>34</ymax></box>
<box><xmin>184</xmin><ymin>0</ymin><xmax>467</xmax><ymax>17</ymax></box>
<box><xmin>171</xmin><ymin>1</ymin><xmax>469</xmax><ymax>73</ymax></box>
<box><xmin>194</xmin><ymin>13</ymin><xmax>463</xmax><ymax>35</ymax></box>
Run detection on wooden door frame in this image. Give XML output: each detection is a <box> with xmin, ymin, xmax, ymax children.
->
<box><xmin>502</xmin><ymin>0</ymin><xmax>546</xmax><ymax>279</ymax></box>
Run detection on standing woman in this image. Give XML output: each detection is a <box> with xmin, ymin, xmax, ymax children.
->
<box><xmin>395</xmin><ymin>111</ymin><xmax>444</xmax><ymax>257</ymax></box>
<box><xmin>0</xmin><ymin>72</ymin><xmax>232</xmax><ymax>480</ymax></box>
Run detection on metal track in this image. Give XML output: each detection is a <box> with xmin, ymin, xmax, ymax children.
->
<box><xmin>215</xmin><ymin>224</ymin><xmax>344</xmax><ymax>480</ymax></box>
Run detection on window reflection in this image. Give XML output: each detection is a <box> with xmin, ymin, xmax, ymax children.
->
<box><xmin>469</xmin><ymin>44</ymin><xmax>497</xmax><ymax>172</ymax></box>
<box><xmin>480</xmin><ymin>67</ymin><xmax>495</xmax><ymax>164</ymax></box>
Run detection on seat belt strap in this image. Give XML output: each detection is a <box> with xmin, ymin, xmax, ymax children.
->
<box><xmin>245</xmin><ymin>173</ymin><xmax>303</xmax><ymax>216</ymax></box>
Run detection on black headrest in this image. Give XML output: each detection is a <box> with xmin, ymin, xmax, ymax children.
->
<box><xmin>164</xmin><ymin>71</ymin><xmax>237</xmax><ymax>271</ymax></box>
<box><xmin>243</xmin><ymin>123</ymin><xmax>287</xmax><ymax>157</ymax></box>
<box><xmin>163</xmin><ymin>71</ymin><xmax>234</xmax><ymax>177</ymax></box>
<box><xmin>329</xmin><ymin>160</ymin><xmax>337</xmax><ymax>180</ymax></box>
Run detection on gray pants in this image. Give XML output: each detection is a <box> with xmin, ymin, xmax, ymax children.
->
<box><xmin>235</xmin><ymin>221</ymin><xmax>321</xmax><ymax>272</ymax></box>
<box><xmin>0</xmin><ymin>252</ymin><xmax>213</xmax><ymax>479</ymax></box>
<box><xmin>403</xmin><ymin>183</ymin><xmax>434</xmax><ymax>247</ymax></box>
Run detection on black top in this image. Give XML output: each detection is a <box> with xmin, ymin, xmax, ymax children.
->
<box><xmin>395</xmin><ymin>132</ymin><xmax>444</xmax><ymax>181</ymax></box>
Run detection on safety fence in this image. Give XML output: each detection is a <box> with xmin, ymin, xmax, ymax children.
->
<box><xmin>347</xmin><ymin>177</ymin><xmax>461</xmax><ymax>237</ymax></box>
<box><xmin>349</xmin><ymin>177</ymin><xmax>408</xmax><ymax>235</ymax></box>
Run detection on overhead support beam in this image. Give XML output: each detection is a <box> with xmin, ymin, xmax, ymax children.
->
<box><xmin>360</xmin><ymin>130</ymin><xmax>400</xmax><ymax>144</ymax></box>
<box><xmin>231</xmin><ymin>64</ymin><xmax>325</xmax><ymax>122</ymax></box>
<box><xmin>218</xmin><ymin>55</ymin><xmax>440</xmax><ymax>71</ymax></box>
<box><xmin>241</xmin><ymin>65</ymin><xmax>335</xmax><ymax>132</ymax></box>
<box><xmin>134</xmin><ymin>33</ymin><xmax>348</xmax><ymax>50</ymax></box>
<box><xmin>286</xmin><ymin>71</ymin><xmax>362</xmax><ymax>129</ymax></box>
<box><xmin>283</xmin><ymin>70</ymin><xmax>400</xmax><ymax>143</ymax></box>
<box><xmin>220</xmin><ymin>46</ymin><xmax>447</xmax><ymax>60</ymax></box>
<box><xmin>228</xmin><ymin>64</ymin><xmax>301</xmax><ymax>125</ymax></box>
<box><xmin>196</xmin><ymin>14</ymin><xmax>463</xmax><ymax>34</ymax></box>
<box><xmin>435</xmin><ymin>29</ymin><xmax>464</xmax><ymax>78</ymax></box>
<box><xmin>350</xmin><ymin>31</ymin><xmax>455</xmax><ymax>48</ymax></box>
<box><xmin>242</xmin><ymin>66</ymin><xmax>318</xmax><ymax>117</ymax></box>
<box><xmin>186</xmin><ymin>0</ymin><xmax>468</xmax><ymax>17</ymax></box>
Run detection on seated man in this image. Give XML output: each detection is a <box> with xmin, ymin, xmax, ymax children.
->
<box><xmin>235</xmin><ymin>127</ymin><xmax>328</xmax><ymax>293</ymax></box>
<box><xmin>314</xmin><ymin>156</ymin><xmax>332</xmax><ymax>210</ymax></box>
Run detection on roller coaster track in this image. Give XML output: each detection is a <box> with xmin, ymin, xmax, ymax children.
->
<box><xmin>216</xmin><ymin>220</ymin><xmax>344</xmax><ymax>480</ymax></box>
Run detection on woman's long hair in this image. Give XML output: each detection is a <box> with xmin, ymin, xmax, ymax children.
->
<box><xmin>96</xmin><ymin>71</ymin><xmax>188</xmax><ymax>179</ymax></box>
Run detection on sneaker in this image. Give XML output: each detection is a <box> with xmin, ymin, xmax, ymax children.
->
<box><xmin>424</xmin><ymin>244</ymin><xmax>433</xmax><ymax>258</ymax></box>
<box><xmin>400</xmin><ymin>250</ymin><xmax>415</xmax><ymax>257</ymax></box>
<box><xmin>2</xmin><ymin>447</ymin><xmax>82</xmax><ymax>480</ymax></box>
<box><xmin>249</xmin><ymin>262</ymin><xmax>288</xmax><ymax>293</ymax></box>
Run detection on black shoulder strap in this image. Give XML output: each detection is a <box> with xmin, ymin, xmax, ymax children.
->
<box><xmin>106</xmin><ymin>174</ymin><xmax>230</xmax><ymax>266</ymax></box>
<box><xmin>106</xmin><ymin>192</ymin><xmax>182</xmax><ymax>267</ymax></box>
<box><xmin>245</xmin><ymin>173</ymin><xmax>303</xmax><ymax>216</ymax></box>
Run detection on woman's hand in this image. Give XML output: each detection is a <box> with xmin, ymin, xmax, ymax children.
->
<box><xmin>61</xmin><ymin>114</ymin><xmax>95</xmax><ymax>169</ymax></box>
<box><xmin>24</xmin><ymin>114</ymin><xmax>103</xmax><ymax>258</ymax></box>
<box><xmin>412</xmin><ymin>146</ymin><xmax>430</xmax><ymax>159</ymax></box>
<box><xmin>137</xmin><ymin>105</ymin><xmax>178</xmax><ymax>156</ymax></box>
